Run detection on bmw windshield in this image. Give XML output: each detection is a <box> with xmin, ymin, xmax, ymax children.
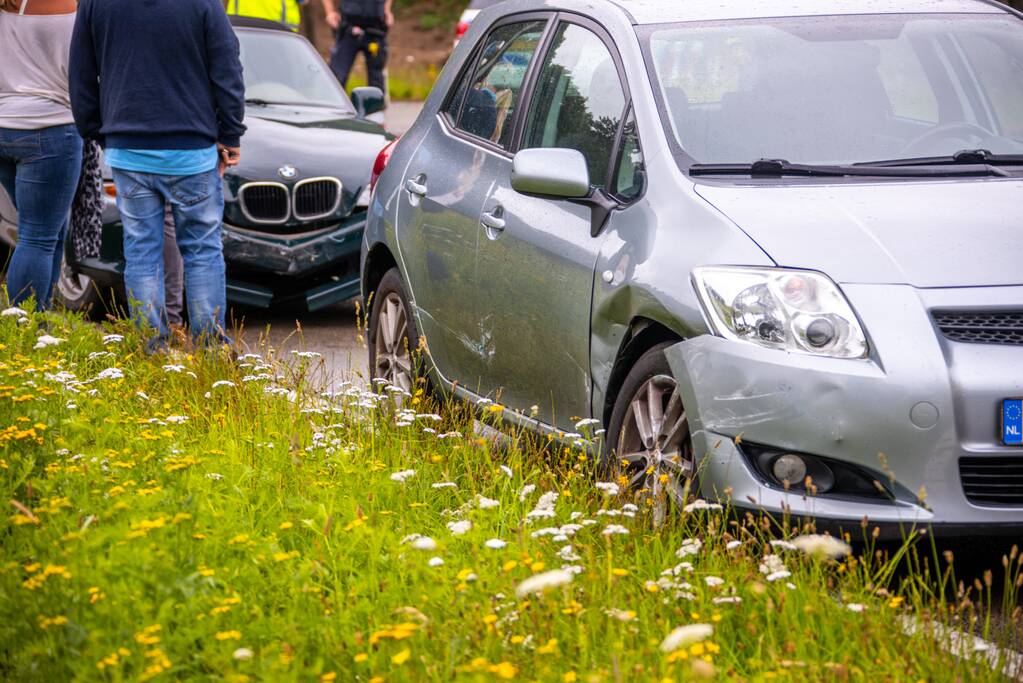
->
<box><xmin>238</xmin><ymin>29</ymin><xmax>354</xmax><ymax>111</ymax></box>
<box><xmin>641</xmin><ymin>13</ymin><xmax>1023</xmax><ymax>170</ymax></box>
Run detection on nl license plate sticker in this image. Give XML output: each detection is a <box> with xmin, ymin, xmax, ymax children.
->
<box><xmin>1004</xmin><ymin>399</ymin><xmax>1023</xmax><ymax>446</ymax></box>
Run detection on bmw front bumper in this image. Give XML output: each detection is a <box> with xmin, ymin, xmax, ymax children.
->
<box><xmin>665</xmin><ymin>283</ymin><xmax>1023</xmax><ymax>538</ymax></box>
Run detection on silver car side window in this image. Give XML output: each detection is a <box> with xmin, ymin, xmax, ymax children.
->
<box><xmin>522</xmin><ymin>22</ymin><xmax>627</xmax><ymax>191</ymax></box>
<box><xmin>446</xmin><ymin>20</ymin><xmax>547</xmax><ymax>149</ymax></box>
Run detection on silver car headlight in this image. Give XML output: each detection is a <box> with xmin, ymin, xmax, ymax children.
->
<box><xmin>355</xmin><ymin>185</ymin><xmax>371</xmax><ymax>208</ymax></box>
<box><xmin>692</xmin><ymin>266</ymin><xmax>868</xmax><ymax>359</ymax></box>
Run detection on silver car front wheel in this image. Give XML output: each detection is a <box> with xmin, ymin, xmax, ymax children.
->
<box><xmin>608</xmin><ymin>345</ymin><xmax>695</xmax><ymax>525</ymax></box>
<box><xmin>374</xmin><ymin>291</ymin><xmax>413</xmax><ymax>391</ymax></box>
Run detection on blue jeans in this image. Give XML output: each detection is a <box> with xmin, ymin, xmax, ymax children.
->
<box><xmin>112</xmin><ymin>168</ymin><xmax>229</xmax><ymax>345</ymax></box>
<box><xmin>0</xmin><ymin>124</ymin><xmax>83</xmax><ymax>310</ymax></box>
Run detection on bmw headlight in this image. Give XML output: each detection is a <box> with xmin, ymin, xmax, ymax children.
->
<box><xmin>356</xmin><ymin>185</ymin><xmax>371</xmax><ymax>208</ymax></box>
<box><xmin>692</xmin><ymin>266</ymin><xmax>868</xmax><ymax>359</ymax></box>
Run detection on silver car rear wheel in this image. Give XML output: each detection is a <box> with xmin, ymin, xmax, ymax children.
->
<box><xmin>373</xmin><ymin>291</ymin><xmax>413</xmax><ymax>391</ymax></box>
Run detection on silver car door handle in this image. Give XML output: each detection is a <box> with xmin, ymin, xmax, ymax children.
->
<box><xmin>481</xmin><ymin>209</ymin><xmax>505</xmax><ymax>231</ymax></box>
<box><xmin>406</xmin><ymin>177</ymin><xmax>427</xmax><ymax>197</ymax></box>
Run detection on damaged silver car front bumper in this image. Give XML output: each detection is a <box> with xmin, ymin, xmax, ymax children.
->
<box><xmin>664</xmin><ymin>283</ymin><xmax>1023</xmax><ymax>536</ymax></box>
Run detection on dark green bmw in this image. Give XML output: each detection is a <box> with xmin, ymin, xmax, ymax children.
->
<box><xmin>0</xmin><ymin>16</ymin><xmax>391</xmax><ymax>313</ymax></box>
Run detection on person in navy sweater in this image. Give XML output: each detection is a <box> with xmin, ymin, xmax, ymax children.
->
<box><xmin>69</xmin><ymin>0</ymin><xmax>245</xmax><ymax>351</ymax></box>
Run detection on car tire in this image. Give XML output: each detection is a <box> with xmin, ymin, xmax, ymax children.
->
<box><xmin>368</xmin><ymin>267</ymin><xmax>429</xmax><ymax>394</ymax></box>
<box><xmin>605</xmin><ymin>342</ymin><xmax>697</xmax><ymax>525</ymax></box>
<box><xmin>53</xmin><ymin>252</ymin><xmax>107</xmax><ymax>320</ymax></box>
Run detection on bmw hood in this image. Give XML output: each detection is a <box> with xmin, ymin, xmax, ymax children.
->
<box><xmin>695</xmin><ymin>178</ymin><xmax>1023</xmax><ymax>288</ymax></box>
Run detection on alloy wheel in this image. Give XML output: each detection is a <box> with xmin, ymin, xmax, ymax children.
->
<box><xmin>374</xmin><ymin>292</ymin><xmax>413</xmax><ymax>391</ymax></box>
<box><xmin>616</xmin><ymin>374</ymin><xmax>694</xmax><ymax>526</ymax></box>
<box><xmin>57</xmin><ymin>259</ymin><xmax>92</xmax><ymax>305</ymax></box>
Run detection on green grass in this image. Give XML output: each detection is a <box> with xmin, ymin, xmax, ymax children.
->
<box><xmin>1</xmin><ymin>305</ymin><xmax>1020</xmax><ymax>681</ymax></box>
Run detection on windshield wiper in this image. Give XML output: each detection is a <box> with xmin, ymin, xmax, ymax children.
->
<box><xmin>245</xmin><ymin>98</ymin><xmax>274</xmax><ymax>106</ymax></box>
<box><xmin>854</xmin><ymin>149</ymin><xmax>1023</xmax><ymax>172</ymax></box>
<box><xmin>690</xmin><ymin>157</ymin><xmax>1016</xmax><ymax>178</ymax></box>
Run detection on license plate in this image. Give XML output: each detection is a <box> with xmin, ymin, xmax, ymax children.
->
<box><xmin>1003</xmin><ymin>399</ymin><xmax>1023</xmax><ymax>446</ymax></box>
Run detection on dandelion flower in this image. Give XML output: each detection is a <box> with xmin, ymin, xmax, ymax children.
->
<box><xmin>485</xmin><ymin>538</ymin><xmax>507</xmax><ymax>550</ymax></box>
<box><xmin>660</xmin><ymin>624</ymin><xmax>713</xmax><ymax>653</ymax></box>
<box><xmin>515</xmin><ymin>569</ymin><xmax>573</xmax><ymax>598</ymax></box>
<box><xmin>792</xmin><ymin>534</ymin><xmax>852</xmax><ymax>560</ymax></box>
<box><xmin>391</xmin><ymin>648</ymin><xmax>411</xmax><ymax>665</ymax></box>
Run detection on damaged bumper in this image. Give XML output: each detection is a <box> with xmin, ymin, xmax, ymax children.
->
<box><xmin>664</xmin><ymin>283</ymin><xmax>1023</xmax><ymax>537</ymax></box>
<box><xmin>222</xmin><ymin>215</ymin><xmax>364</xmax><ymax>310</ymax></box>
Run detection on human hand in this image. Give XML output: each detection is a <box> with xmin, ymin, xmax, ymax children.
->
<box><xmin>351</xmin><ymin>25</ymin><xmax>364</xmax><ymax>37</ymax></box>
<box><xmin>385</xmin><ymin>10</ymin><xmax>394</xmax><ymax>28</ymax></box>
<box><xmin>217</xmin><ymin>144</ymin><xmax>240</xmax><ymax>177</ymax></box>
<box><xmin>325</xmin><ymin>9</ymin><xmax>340</xmax><ymax>29</ymax></box>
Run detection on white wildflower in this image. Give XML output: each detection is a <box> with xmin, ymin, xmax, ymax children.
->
<box><xmin>446</xmin><ymin>520</ymin><xmax>472</xmax><ymax>536</ymax></box>
<box><xmin>602</xmin><ymin>524</ymin><xmax>630</xmax><ymax>536</ymax></box>
<box><xmin>431</xmin><ymin>481</ymin><xmax>457</xmax><ymax>490</ymax></box>
<box><xmin>515</xmin><ymin>569</ymin><xmax>573</xmax><ymax>598</ymax></box>
<box><xmin>500</xmin><ymin>464</ymin><xmax>513</xmax><ymax>478</ymax></box>
<box><xmin>95</xmin><ymin>367</ymin><xmax>124</xmax><ymax>381</ymax></box>
<box><xmin>518</xmin><ymin>484</ymin><xmax>536</xmax><ymax>501</ymax></box>
<box><xmin>34</xmin><ymin>335</ymin><xmax>64</xmax><ymax>349</ymax></box>
<box><xmin>792</xmin><ymin>534</ymin><xmax>852</xmax><ymax>560</ymax></box>
<box><xmin>484</xmin><ymin>538</ymin><xmax>507</xmax><ymax>549</ymax></box>
<box><xmin>676</xmin><ymin>538</ymin><xmax>703</xmax><ymax>558</ymax></box>
<box><xmin>291</xmin><ymin>350</ymin><xmax>322</xmax><ymax>359</ymax></box>
<box><xmin>212</xmin><ymin>380</ymin><xmax>235</xmax><ymax>389</ymax></box>
<box><xmin>660</xmin><ymin>624</ymin><xmax>713</xmax><ymax>653</ymax></box>
<box><xmin>595</xmin><ymin>482</ymin><xmax>620</xmax><ymax>496</ymax></box>
<box><xmin>759</xmin><ymin>554</ymin><xmax>786</xmax><ymax>576</ymax></box>
<box><xmin>525</xmin><ymin>491</ymin><xmax>558</xmax><ymax>521</ymax></box>
<box><xmin>1</xmin><ymin>307</ymin><xmax>27</xmax><ymax>317</ymax></box>
<box><xmin>165</xmin><ymin>415</ymin><xmax>188</xmax><ymax>424</ymax></box>
<box><xmin>206</xmin><ymin>473</ymin><xmax>224</xmax><ymax>481</ymax></box>
<box><xmin>410</xmin><ymin>536</ymin><xmax>438</xmax><ymax>551</ymax></box>
<box><xmin>704</xmin><ymin>576</ymin><xmax>724</xmax><ymax>587</ymax></box>
<box><xmin>428</xmin><ymin>556</ymin><xmax>444</xmax><ymax>567</ymax></box>
<box><xmin>712</xmin><ymin>596</ymin><xmax>742</xmax><ymax>605</ymax></box>
<box><xmin>102</xmin><ymin>334</ymin><xmax>124</xmax><ymax>344</ymax></box>
<box><xmin>769</xmin><ymin>539</ymin><xmax>798</xmax><ymax>551</ymax></box>
<box><xmin>162</xmin><ymin>364</ymin><xmax>185</xmax><ymax>373</ymax></box>
<box><xmin>725</xmin><ymin>540</ymin><xmax>742</xmax><ymax>550</ymax></box>
<box><xmin>605</xmin><ymin>608</ymin><xmax>637</xmax><ymax>621</ymax></box>
<box><xmin>683</xmin><ymin>499</ymin><xmax>722</xmax><ymax>513</ymax></box>
<box><xmin>847</xmin><ymin>603</ymin><xmax>866</xmax><ymax>613</ymax></box>
<box><xmin>766</xmin><ymin>570</ymin><xmax>792</xmax><ymax>582</ymax></box>
<box><xmin>390</xmin><ymin>469</ymin><xmax>416</xmax><ymax>483</ymax></box>
<box><xmin>557</xmin><ymin>545</ymin><xmax>581</xmax><ymax>562</ymax></box>
<box><xmin>233</xmin><ymin>648</ymin><xmax>254</xmax><ymax>661</ymax></box>
<box><xmin>476</xmin><ymin>495</ymin><xmax>500</xmax><ymax>509</ymax></box>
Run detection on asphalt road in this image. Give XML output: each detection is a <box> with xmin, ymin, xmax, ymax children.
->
<box><xmin>232</xmin><ymin>100</ymin><xmax>423</xmax><ymax>388</ymax></box>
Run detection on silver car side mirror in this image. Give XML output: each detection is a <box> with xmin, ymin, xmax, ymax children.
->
<box><xmin>511</xmin><ymin>148</ymin><xmax>590</xmax><ymax>199</ymax></box>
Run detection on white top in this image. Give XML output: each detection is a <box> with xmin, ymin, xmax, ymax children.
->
<box><xmin>0</xmin><ymin>8</ymin><xmax>77</xmax><ymax>130</ymax></box>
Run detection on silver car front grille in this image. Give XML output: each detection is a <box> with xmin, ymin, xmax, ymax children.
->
<box><xmin>932</xmin><ymin>310</ymin><xmax>1023</xmax><ymax>346</ymax></box>
<box><xmin>960</xmin><ymin>457</ymin><xmax>1023</xmax><ymax>506</ymax></box>
<box><xmin>238</xmin><ymin>182</ymin><xmax>290</xmax><ymax>224</ymax></box>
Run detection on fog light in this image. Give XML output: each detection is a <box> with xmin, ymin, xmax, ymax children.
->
<box><xmin>772</xmin><ymin>454</ymin><xmax>807</xmax><ymax>485</ymax></box>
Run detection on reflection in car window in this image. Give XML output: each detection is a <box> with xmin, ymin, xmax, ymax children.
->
<box><xmin>646</xmin><ymin>14</ymin><xmax>1023</xmax><ymax>165</ymax></box>
<box><xmin>447</xmin><ymin>21</ymin><xmax>546</xmax><ymax>148</ymax></box>
<box><xmin>524</xmin><ymin>23</ymin><xmax>626</xmax><ymax>190</ymax></box>
<box><xmin>238</xmin><ymin>30</ymin><xmax>353</xmax><ymax>111</ymax></box>
<box><xmin>613</xmin><ymin>110</ymin><xmax>644</xmax><ymax>201</ymax></box>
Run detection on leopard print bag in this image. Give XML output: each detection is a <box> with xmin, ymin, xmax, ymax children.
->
<box><xmin>69</xmin><ymin>139</ymin><xmax>103</xmax><ymax>262</ymax></box>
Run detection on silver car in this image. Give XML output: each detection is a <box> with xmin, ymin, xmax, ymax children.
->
<box><xmin>362</xmin><ymin>0</ymin><xmax>1023</xmax><ymax>536</ymax></box>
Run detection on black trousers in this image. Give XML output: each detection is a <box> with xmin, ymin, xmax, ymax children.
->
<box><xmin>329</xmin><ymin>28</ymin><xmax>388</xmax><ymax>92</ymax></box>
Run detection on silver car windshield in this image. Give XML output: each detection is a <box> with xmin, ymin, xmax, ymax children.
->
<box><xmin>238</xmin><ymin>30</ymin><xmax>354</xmax><ymax>111</ymax></box>
<box><xmin>645</xmin><ymin>14</ymin><xmax>1023</xmax><ymax>166</ymax></box>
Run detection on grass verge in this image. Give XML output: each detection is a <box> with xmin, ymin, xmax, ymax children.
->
<box><xmin>0</xmin><ymin>306</ymin><xmax>1020</xmax><ymax>681</ymax></box>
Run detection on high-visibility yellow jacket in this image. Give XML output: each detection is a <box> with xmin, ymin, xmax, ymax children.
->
<box><xmin>227</xmin><ymin>0</ymin><xmax>302</xmax><ymax>31</ymax></box>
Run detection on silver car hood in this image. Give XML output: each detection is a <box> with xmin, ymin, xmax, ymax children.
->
<box><xmin>695</xmin><ymin>178</ymin><xmax>1023</xmax><ymax>288</ymax></box>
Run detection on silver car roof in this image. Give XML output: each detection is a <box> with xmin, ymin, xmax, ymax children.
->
<box><xmin>609</xmin><ymin>0</ymin><xmax>1007</xmax><ymax>24</ymax></box>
